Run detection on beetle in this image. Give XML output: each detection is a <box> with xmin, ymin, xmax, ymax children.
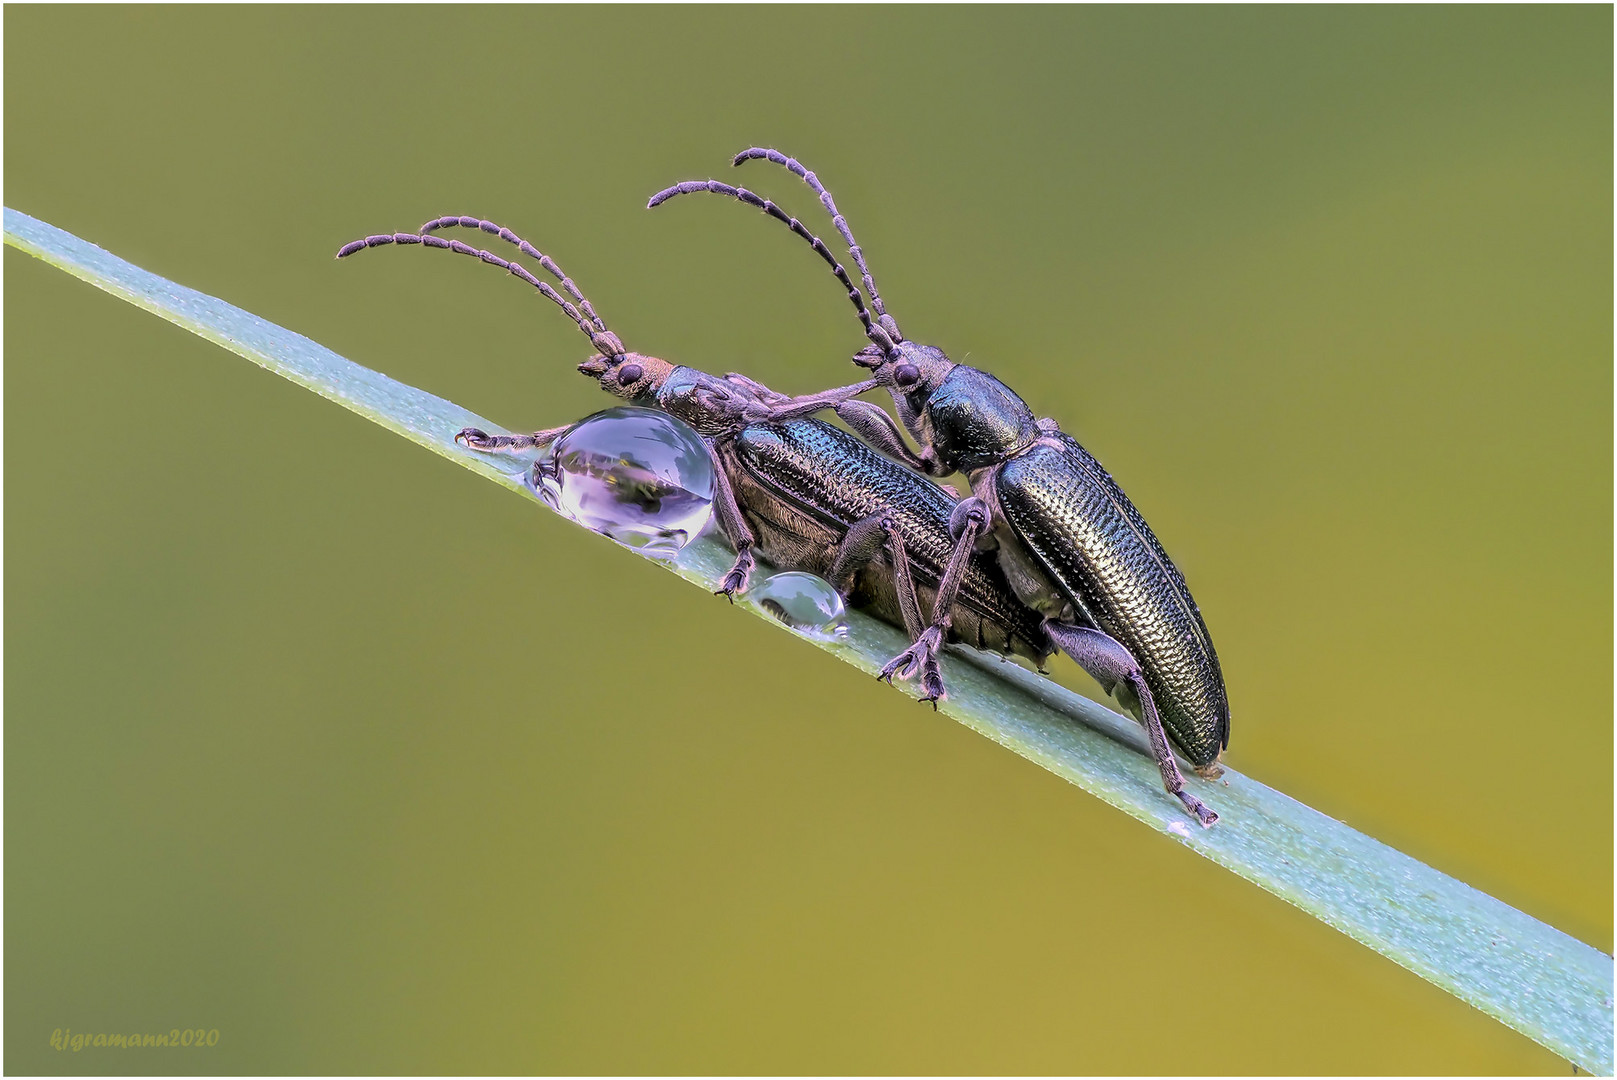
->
<box><xmin>648</xmin><ymin>149</ymin><xmax>1229</xmax><ymax>826</ymax></box>
<box><xmin>333</xmin><ymin>216</ymin><xmax>1060</xmax><ymax>712</ymax></box>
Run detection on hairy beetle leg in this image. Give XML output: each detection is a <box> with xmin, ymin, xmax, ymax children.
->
<box><xmin>455</xmin><ymin>425</ymin><xmax>569</xmax><ymax>455</ymax></box>
<box><xmin>834</xmin><ymin>400</ymin><xmax>948</xmax><ymax>477</ymax></box>
<box><xmin>723</xmin><ymin>372</ymin><xmax>789</xmax><ymax>405</ymax></box>
<box><xmin>875</xmin><ymin>496</ymin><xmax>989</xmax><ymax>707</ymax></box>
<box><xmin>1176</xmin><ymin>790</ymin><xmax>1219</xmax><ymax>828</ymax></box>
<box><xmin>740</xmin><ymin>378</ymin><xmax>880</xmax><ymax>424</ymax></box>
<box><xmin>715</xmin><ymin>548</ymin><xmax>755</xmax><ymax>603</ymax></box>
<box><xmin>707</xmin><ymin>447</ymin><xmax>757</xmax><ymax>602</ymax></box>
<box><xmin>915</xmin><ymin>656</ymin><xmax>945</xmax><ymax>709</ymax></box>
<box><xmin>877</xmin><ymin>635</ymin><xmax>946</xmax><ymax>710</ymax></box>
<box><xmin>886</xmin><ymin>627</ymin><xmax>944</xmax><ymax>688</ymax></box>
<box><xmin>1044</xmin><ymin>620</ymin><xmax>1220</xmax><ymax>828</ymax></box>
<box><xmin>833</xmin><ymin>515</ymin><xmax>948</xmax><ymax>707</ymax></box>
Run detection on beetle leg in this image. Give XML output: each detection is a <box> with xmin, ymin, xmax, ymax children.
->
<box><xmin>707</xmin><ymin>446</ymin><xmax>756</xmax><ymax>602</ymax></box>
<box><xmin>827</xmin><ymin>516</ymin><xmax>883</xmax><ymax>592</ymax></box>
<box><xmin>742</xmin><ymin>378</ymin><xmax>880</xmax><ymax>423</ymax></box>
<box><xmin>875</xmin><ymin>497</ymin><xmax>990</xmax><ymax>704</ymax></box>
<box><xmin>455</xmin><ymin>425</ymin><xmax>570</xmax><ymax>455</ymax></box>
<box><xmin>1043</xmin><ymin>620</ymin><xmax>1219</xmax><ymax>828</ymax></box>
<box><xmin>723</xmin><ymin>372</ymin><xmax>789</xmax><ymax>404</ymax></box>
<box><xmin>831</xmin><ymin>515</ymin><xmax>944</xmax><ymax>704</ymax></box>
<box><xmin>833</xmin><ymin>400</ymin><xmax>947</xmax><ymax>477</ymax></box>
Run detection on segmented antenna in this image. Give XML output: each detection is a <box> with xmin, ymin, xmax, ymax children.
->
<box><xmin>731</xmin><ymin>148</ymin><xmax>898</xmax><ymax>340</ymax></box>
<box><xmin>335</xmin><ymin>230</ymin><xmax>624</xmax><ymax>359</ymax></box>
<box><xmin>647</xmin><ymin>179</ymin><xmax>895</xmax><ymax>355</ymax></box>
<box><xmin>418</xmin><ymin>215</ymin><xmax>607</xmax><ymax>336</ymax></box>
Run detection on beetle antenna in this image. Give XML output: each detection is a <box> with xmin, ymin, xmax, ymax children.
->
<box><xmin>335</xmin><ymin>231</ymin><xmax>625</xmax><ymax>359</ymax></box>
<box><xmin>647</xmin><ymin>179</ymin><xmax>895</xmax><ymax>356</ymax></box>
<box><xmin>418</xmin><ymin>215</ymin><xmax>608</xmax><ymax>336</ymax></box>
<box><xmin>731</xmin><ymin>148</ymin><xmax>898</xmax><ymax>340</ymax></box>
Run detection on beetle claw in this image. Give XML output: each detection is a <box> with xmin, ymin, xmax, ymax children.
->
<box><xmin>714</xmin><ymin>551</ymin><xmax>753</xmax><ymax>602</ymax></box>
<box><xmin>878</xmin><ymin>628</ymin><xmax>946</xmax><ymax>704</ymax></box>
<box><xmin>877</xmin><ymin>648</ymin><xmax>918</xmax><ymax>683</ymax></box>
<box><xmin>1177</xmin><ymin>791</ymin><xmax>1219</xmax><ymax>828</ymax></box>
<box><xmin>917</xmin><ymin>660</ymin><xmax>946</xmax><ymax>707</ymax></box>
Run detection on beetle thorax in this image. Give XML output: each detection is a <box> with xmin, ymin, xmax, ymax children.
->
<box><xmin>654</xmin><ymin>366</ymin><xmax>754</xmax><ymax>437</ymax></box>
<box><xmin>925</xmin><ymin>366</ymin><xmax>1040</xmax><ymax>473</ymax></box>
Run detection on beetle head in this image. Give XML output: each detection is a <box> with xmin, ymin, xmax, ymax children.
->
<box><xmin>852</xmin><ymin>339</ymin><xmax>952</xmax><ymax>394</ymax></box>
<box><xmin>851</xmin><ymin>338</ymin><xmax>954</xmax><ymax>438</ymax></box>
<box><xmin>577</xmin><ymin>350</ymin><xmax>674</xmax><ymax>402</ymax></box>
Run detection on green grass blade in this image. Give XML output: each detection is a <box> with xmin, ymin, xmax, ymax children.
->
<box><xmin>7</xmin><ymin>206</ymin><xmax>1611</xmax><ymax>1074</ymax></box>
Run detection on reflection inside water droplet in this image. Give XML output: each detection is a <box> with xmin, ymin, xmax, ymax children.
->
<box><xmin>537</xmin><ymin>406</ymin><xmax>715</xmax><ymax>558</ymax></box>
<box><xmin>751</xmin><ymin>571</ymin><xmax>849</xmax><ymax>640</ymax></box>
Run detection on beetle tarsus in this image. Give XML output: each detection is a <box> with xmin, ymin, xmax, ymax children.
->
<box><xmin>715</xmin><ymin>548</ymin><xmax>754</xmax><ymax>602</ymax></box>
<box><xmin>878</xmin><ymin>625</ymin><xmax>944</xmax><ymax>685</ymax></box>
<box><xmin>455</xmin><ymin>425</ymin><xmax>568</xmax><ymax>456</ymax></box>
<box><xmin>917</xmin><ymin>658</ymin><xmax>945</xmax><ymax>708</ymax></box>
<box><xmin>1178</xmin><ymin>791</ymin><xmax>1219</xmax><ymax>828</ymax></box>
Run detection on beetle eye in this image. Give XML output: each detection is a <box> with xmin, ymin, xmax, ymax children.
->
<box><xmin>893</xmin><ymin>363</ymin><xmax>921</xmax><ymax>389</ymax></box>
<box><xmin>617</xmin><ymin>363</ymin><xmax>643</xmax><ymax>385</ymax></box>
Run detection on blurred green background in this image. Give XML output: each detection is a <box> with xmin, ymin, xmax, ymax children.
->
<box><xmin>5</xmin><ymin>6</ymin><xmax>1610</xmax><ymax>1074</ymax></box>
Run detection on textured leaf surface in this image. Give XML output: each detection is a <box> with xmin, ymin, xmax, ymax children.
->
<box><xmin>7</xmin><ymin>206</ymin><xmax>1610</xmax><ymax>1074</ymax></box>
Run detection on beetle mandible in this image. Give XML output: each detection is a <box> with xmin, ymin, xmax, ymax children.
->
<box><xmin>649</xmin><ymin>149</ymin><xmax>1229</xmax><ymax>826</ymax></box>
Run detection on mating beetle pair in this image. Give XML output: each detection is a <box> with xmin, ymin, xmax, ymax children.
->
<box><xmin>337</xmin><ymin>149</ymin><xmax>1228</xmax><ymax>827</ymax></box>
<box><xmin>336</xmin><ymin>220</ymin><xmax>1048</xmax><ymax>718</ymax></box>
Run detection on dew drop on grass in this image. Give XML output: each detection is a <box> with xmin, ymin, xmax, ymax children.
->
<box><xmin>537</xmin><ymin>406</ymin><xmax>715</xmax><ymax>558</ymax></box>
<box><xmin>751</xmin><ymin>571</ymin><xmax>849</xmax><ymax>640</ymax></box>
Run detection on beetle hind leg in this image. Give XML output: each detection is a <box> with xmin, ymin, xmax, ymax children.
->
<box><xmin>1044</xmin><ymin>620</ymin><xmax>1219</xmax><ymax>828</ymax></box>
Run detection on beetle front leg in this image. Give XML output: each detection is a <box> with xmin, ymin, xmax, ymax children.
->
<box><xmin>707</xmin><ymin>448</ymin><xmax>756</xmax><ymax>601</ymax></box>
<box><xmin>830</xmin><ymin>515</ymin><xmax>944</xmax><ymax>704</ymax></box>
<box><xmin>1043</xmin><ymin>620</ymin><xmax>1219</xmax><ymax>828</ymax></box>
<box><xmin>723</xmin><ymin>372</ymin><xmax>789</xmax><ymax>404</ymax></box>
<box><xmin>742</xmin><ymin>378</ymin><xmax>880</xmax><ymax>423</ymax></box>
<box><xmin>456</xmin><ymin>425</ymin><xmax>570</xmax><ymax>455</ymax></box>
<box><xmin>832</xmin><ymin>401</ymin><xmax>948</xmax><ymax>477</ymax></box>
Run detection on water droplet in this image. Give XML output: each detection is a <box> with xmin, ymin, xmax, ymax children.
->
<box><xmin>539</xmin><ymin>406</ymin><xmax>715</xmax><ymax>558</ymax></box>
<box><xmin>1167</xmin><ymin>821</ymin><xmax>1192</xmax><ymax>839</ymax></box>
<box><xmin>751</xmin><ymin>571</ymin><xmax>849</xmax><ymax>640</ymax></box>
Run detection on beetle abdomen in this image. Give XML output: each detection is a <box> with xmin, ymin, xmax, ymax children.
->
<box><xmin>997</xmin><ymin>433</ymin><xmax>1229</xmax><ymax>765</ymax></box>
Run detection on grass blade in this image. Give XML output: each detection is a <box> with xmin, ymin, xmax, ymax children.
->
<box><xmin>7</xmin><ymin>206</ymin><xmax>1611</xmax><ymax>1073</ymax></box>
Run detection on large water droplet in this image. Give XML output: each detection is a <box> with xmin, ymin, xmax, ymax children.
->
<box><xmin>539</xmin><ymin>406</ymin><xmax>715</xmax><ymax>558</ymax></box>
<box><xmin>751</xmin><ymin>571</ymin><xmax>849</xmax><ymax>640</ymax></box>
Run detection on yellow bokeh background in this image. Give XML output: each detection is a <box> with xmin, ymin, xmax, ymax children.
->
<box><xmin>6</xmin><ymin>7</ymin><xmax>1609</xmax><ymax>1073</ymax></box>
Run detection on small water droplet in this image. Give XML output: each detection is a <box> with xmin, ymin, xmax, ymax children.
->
<box><xmin>540</xmin><ymin>406</ymin><xmax>715</xmax><ymax>558</ymax></box>
<box><xmin>751</xmin><ymin>571</ymin><xmax>849</xmax><ymax>640</ymax></box>
<box><xmin>1167</xmin><ymin>821</ymin><xmax>1192</xmax><ymax>839</ymax></box>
